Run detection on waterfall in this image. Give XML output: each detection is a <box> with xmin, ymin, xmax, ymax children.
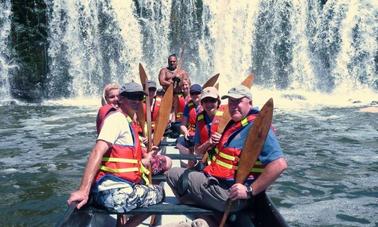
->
<box><xmin>0</xmin><ymin>0</ymin><xmax>13</xmax><ymax>100</ymax></box>
<box><xmin>1</xmin><ymin>1</ymin><xmax>377</xmax><ymax>100</ymax></box>
<box><xmin>200</xmin><ymin>1</ymin><xmax>260</xmax><ymax>87</ymax></box>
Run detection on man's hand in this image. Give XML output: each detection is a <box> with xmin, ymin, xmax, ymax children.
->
<box><xmin>209</xmin><ymin>132</ymin><xmax>221</xmax><ymax>145</ymax></box>
<box><xmin>67</xmin><ymin>190</ymin><xmax>89</xmax><ymax>209</ymax></box>
<box><xmin>228</xmin><ymin>183</ymin><xmax>249</xmax><ymax>201</ymax></box>
<box><xmin>184</xmin><ymin>131</ymin><xmax>190</xmax><ymax>141</ymax></box>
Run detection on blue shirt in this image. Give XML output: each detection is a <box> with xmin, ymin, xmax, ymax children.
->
<box><xmin>225</xmin><ymin>108</ymin><xmax>283</xmax><ymax>165</ymax></box>
<box><xmin>226</xmin><ymin>125</ymin><xmax>283</xmax><ymax>165</ymax></box>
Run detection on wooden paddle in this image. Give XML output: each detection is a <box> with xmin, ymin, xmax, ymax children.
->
<box><xmin>200</xmin><ymin>105</ymin><xmax>230</xmax><ymax>164</ymax></box>
<box><xmin>202</xmin><ymin>73</ymin><xmax>220</xmax><ymax>88</ymax></box>
<box><xmin>135</xmin><ymin>65</ymin><xmax>147</xmax><ymax>136</ymax></box>
<box><xmin>153</xmin><ymin>84</ymin><xmax>174</xmax><ymax>146</ymax></box>
<box><xmin>139</xmin><ymin>63</ymin><xmax>152</xmax><ymax>151</ymax></box>
<box><xmin>172</xmin><ymin>44</ymin><xmax>186</xmax><ymax>121</ymax></box>
<box><xmin>241</xmin><ymin>74</ymin><xmax>254</xmax><ymax>88</ymax></box>
<box><xmin>219</xmin><ymin>98</ymin><xmax>274</xmax><ymax>227</ymax></box>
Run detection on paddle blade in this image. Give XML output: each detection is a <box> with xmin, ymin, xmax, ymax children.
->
<box><xmin>235</xmin><ymin>98</ymin><xmax>273</xmax><ymax>183</ymax></box>
<box><xmin>136</xmin><ymin>103</ymin><xmax>146</xmax><ymax>135</ymax></box>
<box><xmin>153</xmin><ymin>84</ymin><xmax>173</xmax><ymax>146</ymax></box>
<box><xmin>241</xmin><ymin>74</ymin><xmax>254</xmax><ymax>89</ymax></box>
<box><xmin>139</xmin><ymin>63</ymin><xmax>148</xmax><ymax>87</ymax></box>
<box><xmin>203</xmin><ymin>73</ymin><xmax>220</xmax><ymax>88</ymax></box>
<box><xmin>216</xmin><ymin>105</ymin><xmax>231</xmax><ymax>134</ymax></box>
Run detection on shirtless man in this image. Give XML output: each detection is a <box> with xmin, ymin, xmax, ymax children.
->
<box><xmin>158</xmin><ymin>54</ymin><xmax>189</xmax><ymax>93</ymax></box>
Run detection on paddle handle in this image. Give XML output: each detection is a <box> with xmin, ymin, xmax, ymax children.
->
<box><xmin>219</xmin><ymin>199</ymin><xmax>232</xmax><ymax>227</ymax></box>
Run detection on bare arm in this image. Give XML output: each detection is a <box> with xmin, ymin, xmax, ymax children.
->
<box><xmin>179</xmin><ymin>116</ymin><xmax>189</xmax><ymax>137</ymax></box>
<box><xmin>194</xmin><ymin>141</ymin><xmax>212</xmax><ymax>156</ymax></box>
<box><xmin>229</xmin><ymin>157</ymin><xmax>287</xmax><ymax>200</ymax></box>
<box><xmin>158</xmin><ymin>68</ymin><xmax>172</xmax><ymax>88</ymax></box>
<box><xmin>67</xmin><ymin>140</ymin><xmax>110</xmax><ymax>208</ymax></box>
<box><xmin>250</xmin><ymin>157</ymin><xmax>287</xmax><ymax>195</ymax></box>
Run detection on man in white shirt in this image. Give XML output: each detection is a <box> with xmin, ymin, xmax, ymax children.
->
<box><xmin>67</xmin><ymin>81</ymin><xmax>164</xmax><ymax>214</ymax></box>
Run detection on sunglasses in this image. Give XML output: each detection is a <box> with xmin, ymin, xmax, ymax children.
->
<box><xmin>190</xmin><ymin>92</ymin><xmax>201</xmax><ymax>96</ymax></box>
<box><xmin>201</xmin><ymin>97</ymin><xmax>218</xmax><ymax>103</ymax></box>
<box><xmin>124</xmin><ymin>93</ymin><xmax>145</xmax><ymax>101</ymax></box>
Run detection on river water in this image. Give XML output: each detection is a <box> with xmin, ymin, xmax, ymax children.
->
<box><xmin>0</xmin><ymin>92</ymin><xmax>377</xmax><ymax>227</ymax></box>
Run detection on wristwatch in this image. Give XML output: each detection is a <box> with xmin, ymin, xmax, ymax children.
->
<box><xmin>246</xmin><ymin>186</ymin><xmax>254</xmax><ymax>198</ymax></box>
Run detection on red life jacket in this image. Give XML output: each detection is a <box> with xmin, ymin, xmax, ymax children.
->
<box><xmin>144</xmin><ymin>96</ymin><xmax>161</xmax><ymax>130</ymax></box>
<box><xmin>96</xmin><ymin>104</ymin><xmax>117</xmax><ymax>134</ymax></box>
<box><xmin>196</xmin><ymin>112</ymin><xmax>211</xmax><ymax>145</ymax></box>
<box><xmin>196</xmin><ymin>105</ymin><xmax>226</xmax><ymax>145</ymax></box>
<box><xmin>186</xmin><ymin>100</ymin><xmax>198</xmax><ymax>136</ymax></box>
<box><xmin>175</xmin><ymin>95</ymin><xmax>186</xmax><ymax>122</ymax></box>
<box><xmin>95</xmin><ymin>113</ymin><xmax>144</xmax><ymax>184</ymax></box>
<box><xmin>203</xmin><ymin>114</ymin><xmax>265</xmax><ymax>180</ymax></box>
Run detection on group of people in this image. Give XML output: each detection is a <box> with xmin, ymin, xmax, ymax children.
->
<box><xmin>67</xmin><ymin>54</ymin><xmax>288</xmax><ymax>226</ymax></box>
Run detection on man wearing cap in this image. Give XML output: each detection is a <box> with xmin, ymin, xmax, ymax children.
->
<box><xmin>67</xmin><ymin>81</ymin><xmax>164</xmax><ymax>214</ymax></box>
<box><xmin>176</xmin><ymin>84</ymin><xmax>203</xmax><ymax>167</ymax></box>
<box><xmin>166</xmin><ymin>85</ymin><xmax>287</xmax><ymax>215</ymax></box>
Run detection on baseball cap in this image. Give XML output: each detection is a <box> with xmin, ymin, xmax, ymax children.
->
<box><xmin>200</xmin><ymin>87</ymin><xmax>219</xmax><ymax>100</ymax></box>
<box><xmin>221</xmin><ymin>85</ymin><xmax>252</xmax><ymax>100</ymax></box>
<box><xmin>146</xmin><ymin>80</ymin><xmax>157</xmax><ymax>89</ymax></box>
<box><xmin>190</xmin><ymin>84</ymin><xmax>202</xmax><ymax>94</ymax></box>
<box><xmin>120</xmin><ymin>81</ymin><xmax>147</xmax><ymax>96</ymax></box>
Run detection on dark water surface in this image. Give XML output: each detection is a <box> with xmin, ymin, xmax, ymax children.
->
<box><xmin>0</xmin><ymin>104</ymin><xmax>377</xmax><ymax>226</ymax></box>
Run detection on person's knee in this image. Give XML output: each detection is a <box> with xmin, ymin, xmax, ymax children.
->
<box><xmin>165</xmin><ymin>167</ymin><xmax>185</xmax><ymax>187</ymax></box>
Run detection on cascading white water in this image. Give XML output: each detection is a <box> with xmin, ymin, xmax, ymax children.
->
<box><xmin>135</xmin><ymin>0</ymin><xmax>172</xmax><ymax>78</ymax></box>
<box><xmin>47</xmin><ymin>0</ymin><xmax>105</xmax><ymax>97</ymax></box>
<box><xmin>198</xmin><ymin>1</ymin><xmax>260</xmax><ymax>88</ymax></box>
<box><xmin>28</xmin><ymin>1</ymin><xmax>378</xmax><ymax>101</ymax></box>
<box><xmin>0</xmin><ymin>0</ymin><xmax>13</xmax><ymax>100</ymax></box>
<box><xmin>331</xmin><ymin>0</ymin><xmax>377</xmax><ymax>91</ymax></box>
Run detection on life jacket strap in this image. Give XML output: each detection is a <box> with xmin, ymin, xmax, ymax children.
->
<box><xmin>102</xmin><ymin>157</ymin><xmax>138</xmax><ymax>163</ymax></box>
<box><xmin>140</xmin><ymin>164</ymin><xmax>150</xmax><ymax>185</ymax></box>
<box><xmin>100</xmin><ymin>166</ymin><xmax>139</xmax><ymax>173</ymax></box>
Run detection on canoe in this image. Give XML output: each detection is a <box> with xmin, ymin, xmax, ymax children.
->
<box><xmin>56</xmin><ymin>139</ymin><xmax>288</xmax><ymax>227</ymax></box>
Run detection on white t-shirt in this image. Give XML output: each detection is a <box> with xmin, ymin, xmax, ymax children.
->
<box><xmin>97</xmin><ymin>111</ymin><xmax>134</xmax><ymax>146</ymax></box>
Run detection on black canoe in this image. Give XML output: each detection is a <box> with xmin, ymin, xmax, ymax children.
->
<box><xmin>56</xmin><ymin>191</ymin><xmax>288</xmax><ymax>227</ymax></box>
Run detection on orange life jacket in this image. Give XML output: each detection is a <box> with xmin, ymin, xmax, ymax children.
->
<box><xmin>175</xmin><ymin>94</ymin><xmax>186</xmax><ymax>122</ymax></box>
<box><xmin>186</xmin><ymin>100</ymin><xmax>198</xmax><ymax>136</ymax></box>
<box><xmin>143</xmin><ymin>96</ymin><xmax>161</xmax><ymax>130</ymax></box>
<box><xmin>95</xmin><ymin>113</ymin><xmax>145</xmax><ymax>184</ymax></box>
<box><xmin>196</xmin><ymin>105</ymin><xmax>226</xmax><ymax>145</ymax></box>
<box><xmin>96</xmin><ymin>104</ymin><xmax>117</xmax><ymax>134</ymax></box>
<box><xmin>203</xmin><ymin>114</ymin><xmax>265</xmax><ymax>180</ymax></box>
